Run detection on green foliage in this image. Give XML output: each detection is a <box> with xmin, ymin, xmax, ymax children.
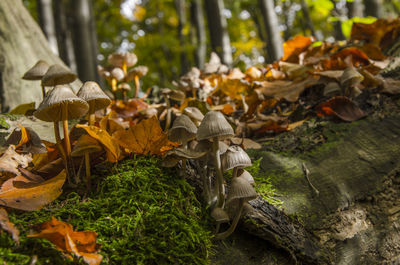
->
<box><xmin>0</xmin><ymin>157</ymin><xmax>212</xmax><ymax>265</ymax></box>
<box><xmin>0</xmin><ymin>117</ymin><xmax>10</xmax><ymax>129</ymax></box>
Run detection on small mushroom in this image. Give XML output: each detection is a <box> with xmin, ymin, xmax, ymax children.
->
<box><xmin>41</xmin><ymin>64</ymin><xmax>77</xmax><ymax>87</ymax></box>
<box><xmin>221</xmin><ymin>145</ymin><xmax>252</xmax><ymax>179</ymax></box>
<box><xmin>183</xmin><ymin>107</ymin><xmax>204</xmax><ymax>127</ymax></box>
<box><xmin>22</xmin><ymin>60</ymin><xmax>50</xmax><ymax>98</ymax></box>
<box><xmin>108</xmin><ymin>52</ymin><xmax>137</xmax><ymax>75</ymax></box>
<box><xmin>161</xmin><ymin>88</ymin><xmax>186</xmax><ymax>130</ymax></box>
<box><xmin>71</xmin><ymin>134</ymin><xmax>102</xmax><ymax>190</ymax></box>
<box><xmin>211</xmin><ymin>207</ymin><xmax>229</xmax><ymax>234</ymax></box>
<box><xmin>197</xmin><ymin>111</ymin><xmax>234</xmax><ymax>208</ymax></box>
<box><xmin>169</xmin><ymin>115</ymin><xmax>197</xmax><ymax>147</ymax></box>
<box><xmin>237</xmin><ymin>169</ymin><xmax>255</xmax><ymax>186</ymax></box>
<box><xmin>34</xmin><ymin>85</ymin><xmax>89</xmax><ymax>183</ymax></box>
<box><xmin>127</xmin><ymin>66</ymin><xmax>148</xmax><ymax>98</ymax></box>
<box><xmin>215</xmin><ymin>177</ymin><xmax>257</xmax><ymax>239</ymax></box>
<box><xmin>77</xmin><ymin>81</ymin><xmax>112</xmax><ymax>125</ymax></box>
<box><xmin>117</xmin><ymin>82</ymin><xmax>131</xmax><ymax>100</ymax></box>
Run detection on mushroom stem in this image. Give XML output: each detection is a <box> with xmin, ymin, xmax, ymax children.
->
<box><xmin>122</xmin><ymin>90</ymin><xmax>127</xmax><ymax>101</ymax></box>
<box><xmin>41</xmin><ymin>85</ymin><xmax>46</xmax><ymax>99</ymax></box>
<box><xmin>111</xmin><ymin>78</ymin><xmax>117</xmax><ymax>98</ymax></box>
<box><xmin>53</xmin><ymin>121</ymin><xmax>67</xmax><ymax>162</ymax></box>
<box><xmin>181</xmin><ymin>158</ymin><xmax>187</xmax><ymax>176</ymax></box>
<box><xmin>122</xmin><ymin>62</ymin><xmax>127</xmax><ymax>75</ymax></box>
<box><xmin>212</xmin><ymin>138</ymin><xmax>225</xmax><ymax>208</ymax></box>
<box><xmin>85</xmin><ymin>151</ymin><xmax>91</xmax><ymax>190</ymax></box>
<box><xmin>62</xmin><ymin>103</ymin><xmax>71</xmax><ymax>156</ymax></box>
<box><xmin>134</xmin><ymin>75</ymin><xmax>140</xmax><ymax>98</ymax></box>
<box><xmin>88</xmin><ymin>101</ymin><xmax>96</xmax><ymax>126</ymax></box>
<box><xmin>232</xmin><ymin>167</ymin><xmax>239</xmax><ymax>179</ymax></box>
<box><xmin>191</xmin><ymin>87</ymin><xmax>197</xmax><ymax>99</ymax></box>
<box><xmin>163</xmin><ymin>95</ymin><xmax>171</xmax><ymax>131</ymax></box>
<box><xmin>215</xmin><ymin>199</ymin><xmax>244</xmax><ymax>240</ymax></box>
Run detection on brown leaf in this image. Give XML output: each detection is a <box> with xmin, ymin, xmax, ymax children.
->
<box><xmin>113</xmin><ymin>116</ymin><xmax>179</xmax><ymax>156</ymax></box>
<box><xmin>380</xmin><ymin>78</ymin><xmax>400</xmax><ymax>94</ymax></box>
<box><xmin>316</xmin><ymin>96</ymin><xmax>366</xmax><ymax>122</ymax></box>
<box><xmin>0</xmin><ymin>170</ymin><xmax>66</xmax><ymax>211</ymax></box>
<box><xmin>321</xmin><ymin>48</ymin><xmax>370</xmax><ymax>70</ymax></box>
<box><xmin>282</xmin><ymin>36</ymin><xmax>313</xmax><ymax>63</ymax></box>
<box><xmin>230</xmin><ymin>137</ymin><xmax>261</xmax><ymax>149</ymax></box>
<box><xmin>0</xmin><ymin>145</ymin><xmax>32</xmax><ymax>177</ymax></box>
<box><xmin>29</xmin><ymin>217</ymin><xmax>102</xmax><ymax>265</ymax></box>
<box><xmin>76</xmin><ymin>125</ymin><xmax>120</xmax><ymax>163</ymax></box>
<box><xmin>0</xmin><ymin>207</ymin><xmax>19</xmax><ymax>244</ymax></box>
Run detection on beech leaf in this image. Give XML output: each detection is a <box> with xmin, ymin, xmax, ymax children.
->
<box><xmin>316</xmin><ymin>96</ymin><xmax>366</xmax><ymax>122</ymax></box>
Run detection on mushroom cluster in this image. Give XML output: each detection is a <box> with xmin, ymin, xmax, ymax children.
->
<box><xmin>98</xmin><ymin>52</ymin><xmax>148</xmax><ymax>99</ymax></box>
<box><xmin>163</xmin><ymin>110</ymin><xmax>258</xmax><ymax>239</ymax></box>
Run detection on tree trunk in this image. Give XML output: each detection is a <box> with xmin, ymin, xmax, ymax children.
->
<box><xmin>67</xmin><ymin>0</ymin><xmax>100</xmax><ymax>83</ymax></box>
<box><xmin>364</xmin><ymin>0</ymin><xmax>384</xmax><ymax>18</ymax></box>
<box><xmin>330</xmin><ymin>0</ymin><xmax>345</xmax><ymax>41</ymax></box>
<box><xmin>190</xmin><ymin>0</ymin><xmax>206</xmax><ymax>69</ymax></box>
<box><xmin>53</xmin><ymin>0</ymin><xmax>77</xmax><ymax>72</ymax></box>
<box><xmin>175</xmin><ymin>0</ymin><xmax>189</xmax><ymax>75</ymax></box>
<box><xmin>347</xmin><ymin>0</ymin><xmax>364</xmax><ymax>18</ymax></box>
<box><xmin>300</xmin><ymin>0</ymin><xmax>316</xmax><ymax>37</ymax></box>
<box><xmin>36</xmin><ymin>0</ymin><xmax>59</xmax><ymax>55</ymax></box>
<box><xmin>258</xmin><ymin>0</ymin><xmax>284</xmax><ymax>63</ymax></box>
<box><xmin>0</xmin><ymin>0</ymin><xmax>81</xmax><ymax>112</ymax></box>
<box><xmin>204</xmin><ymin>0</ymin><xmax>233</xmax><ymax>66</ymax></box>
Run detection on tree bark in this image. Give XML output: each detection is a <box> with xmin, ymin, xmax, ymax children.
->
<box><xmin>0</xmin><ymin>0</ymin><xmax>81</xmax><ymax>112</ymax></box>
<box><xmin>36</xmin><ymin>0</ymin><xmax>59</xmax><ymax>55</ymax></box>
<box><xmin>175</xmin><ymin>0</ymin><xmax>189</xmax><ymax>75</ymax></box>
<box><xmin>347</xmin><ymin>0</ymin><xmax>364</xmax><ymax>18</ymax></box>
<box><xmin>364</xmin><ymin>0</ymin><xmax>384</xmax><ymax>18</ymax></box>
<box><xmin>330</xmin><ymin>1</ymin><xmax>345</xmax><ymax>41</ymax></box>
<box><xmin>190</xmin><ymin>0</ymin><xmax>206</xmax><ymax>69</ymax></box>
<box><xmin>258</xmin><ymin>0</ymin><xmax>284</xmax><ymax>63</ymax></box>
<box><xmin>300</xmin><ymin>0</ymin><xmax>316</xmax><ymax>37</ymax></box>
<box><xmin>67</xmin><ymin>0</ymin><xmax>100</xmax><ymax>83</ymax></box>
<box><xmin>204</xmin><ymin>0</ymin><xmax>233</xmax><ymax>66</ymax></box>
<box><xmin>53</xmin><ymin>0</ymin><xmax>77</xmax><ymax>73</ymax></box>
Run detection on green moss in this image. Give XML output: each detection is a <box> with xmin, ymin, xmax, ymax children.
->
<box><xmin>1</xmin><ymin>113</ymin><xmax>20</xmax><ymax>122</ymax></box>
<box><xmin>0</xmin><ymin>157</ymin><xmax>212</xmax><ymax>265</ymax></box>
<box><xmin>0</xmin><ymin>117</ymin><xmax>10</xmax><ymax>129</ymax></box>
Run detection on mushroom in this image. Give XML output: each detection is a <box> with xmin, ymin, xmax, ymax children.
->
<box><xmin>183</xmin><ymin>107</ymin><xmax>204</xmax><ymax>127</ymax></box>
<box><xmin>34</xmin><ymin>85</ymin><xmax>89</xmax><ymax>182</ymax></box>
<box><xmin>108</xmin><ymin>52</ymin><xmax>137</xmax><ymax>75</ymax></box>
<box><xmin>77</xmin><ymin>81</ymin><xmax>111</xmax><ymax>126</ymax></box>
<box><xmin>211</xmin><ymin>207</ymin><xmax>229</xmax><ymax>234</ymax></box>
<box><xmin>237</xmin><ymin>169</ymin><xmax>255</xmax><ymax>186</ymax></box>
<box><xmin>127</xmin><ymin>66</ymin><xmax>148</xmax><ymax>98</ymax></box>
<box><xmin>221</xmin><ymin>145</ymin><xmax>252</xmax><ymax>179</ymax></box>
<box><xmin>110</xmin><ymin>67</ymin><xmax>125</xmax><ymax>97</ymax></box>
<box><xmin>161</xmin><ymin>88</ymin><xmax>186</xmax><ymax>130</ymax></box>
<box><xmin>197</xmin><ymin>111</ymin><xmax>234</xmax><ymax>208</ymax></box>
<box><xmin>71</xmin><ymin>134</ymin><xmax>102</xmax><ymax>190</ymax></box>
<box><xmin>41</xmin><ymin>64</ymin><xmax>77</xmax><ymax>88</ymax></box>
<box><xmin>117</xmin><ymin>82</ymin><xmax>131</xmax><ymax>101</ymax></box>
<box><xmin>22</xmin><ymin>60</ymin><xmax>50</xmax><ymax>98</ymax></box>
<box><xmin>215</xmin><ymin>176</ymin><xmax>257</xmax><ymax>239</ymax></box>
<box><xmin>340</xmin><ymin>66</ymin><xmax>364</xmax><ymax>97</ymax></box>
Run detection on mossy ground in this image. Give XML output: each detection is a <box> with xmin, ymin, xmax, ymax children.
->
<box><xmin>0</xmin><ymin>157</ymin><xmax>212</xmax><ymax>265</ymax></box>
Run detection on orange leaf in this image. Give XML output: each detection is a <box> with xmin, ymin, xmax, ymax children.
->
<box><xmin>29</xmin><ymin>217</ymin><xmax>102</xmax><ymax>265</ymax></box>
<box><xmin>321</xmin><ymin>48</ymin><xmax>370</xmax><ymax>70</ymax></box>
<box><xmin>0</xmin><ymin>207</ymin><xmax>19</xmax><ymax>244</ymax></box>
<box><xmin>113</xmin><ymin>116</ymin><xmax>178</xmax><ymax>156</ymax></box>
<box><xmin>316</xmin><ymin>96</ymin><xmax>365</xmax><ymax>121</ymax></box>
<box><xmin>0</xmin><ymin>169</ymin><xmax>66</xmax><ymax>211</ymax></box>
<box><xmin>282</xmin><ymin>36</ymin><xmax>313</xmax><ymax>62</ymax></box>
<box><xmin>76</xmin><ymin>125</ymin><xmax>120</xmax><ymax>163</ymax></box>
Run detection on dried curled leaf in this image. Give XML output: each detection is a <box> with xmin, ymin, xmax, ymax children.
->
<box><xmin>0</xmin><ymin>145</ymin><xmax>32</xmax><ymax>177</ymax></box>
<box><xmin>29</xmin><ymin>217</ymin><xmax>102</xmax><ymax>265</ymax></box>
<box><xmin>316</xmin><ymin>96</ymin><xmax>366</xmax><ymax>122</ymax></box>
<box><xmin>113</xmin><ymin>116</ymin><xmax>178</xmax><ymax>155</ymax></box>
<box><xmin>282</xmin><ymin>36</ymin><xmax>313</xmax><ymax>63</ymax></box>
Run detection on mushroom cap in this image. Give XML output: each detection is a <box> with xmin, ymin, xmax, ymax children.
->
<box><xmin>197</xmin><ymin>111</ymin><xmax>234</xmax><ymax>141</ymax></box>
<box><xmin>162</xmin><ymin>88</ymin><xmax>186</xmax><ymax>101</ymax></box>
<box><xmin>108</xmin><ymin>52</ymin><xmax>137</xmax><ymax>68</ymax></box>
<box><xmin>166</xmin><ymin>147</ymin><xmax>207</xmax><ymax>159</ymax></box>
<box><xmin>238</xmin><ymin>169</ymin><xmax>255</xmax><ymax>186</ymax></box>
<box><xmin>183</xmin><ymin>107</ymin><xmax>204</xmax><ymax>124</ymax></box>
<box><xmin>41</xmin><ymin>64</ymin><xmax>77</xmax><ymax>86</ymax></box>
<box><xmin>211</xmin><ymin>207</ymin><xmax>230</xmax><ymax>223</ymax></box>
<box><xmin>127</xmin><ymin>65</ymin><xmax>148</xmax><ymax>79</ymax></box>
<box><xmin>169</xmin><ymin>115</ymin><xmax>197</xmax><ymax>143</ymax></box>
<box><xmin>226</xmin><ymin>177</ymin><xmax>257</xmax><ymax>205</ymax></box>
<box><xmin>193</xmin><ymin>140</ymin><xmax>228</xmax><ymax>155</ymax></box>
<box><xmin>77</xmin><ymin>81</ymin><xmax>111</xmax><ymax>111</ymax></box>
<box><xmin>340</xmin><ymin>66</ymin><xmax>364</xmax><ymax>87</ymax></box>
<box><xmin>34</xmin><ymin>85</ymin><xmax>89</xmax><ymax>122</ymax></box>
<box><xmin>221</xmin><ymin>145</ymin><xmax>252</xmax><ymax>172</ymax></box>
<box><xmin>71</xmin><ymin>134</ymin><xmax>102</xmax><ymax>157</ymax></box>
<box><xmin>22</xmin><ymin>60</ymin><xmax>50</xmax><ymax>80</ymax></box>
<box><xmin>117</xmin><ymin>82</ymin><xmax>131</xmax><ymax>91</ymax></box>
<box><xmin>111</xmin><ymin>67</ymin><xmax>125</xmax><ymax>81</ymax></box>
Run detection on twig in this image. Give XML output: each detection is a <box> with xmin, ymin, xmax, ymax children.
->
<box><xmin>302</xmin><ymin>163</ymin><xmax>319</xmax><ymax>197</ymax></box>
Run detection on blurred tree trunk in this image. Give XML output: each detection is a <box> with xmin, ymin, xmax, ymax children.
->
<box><xmin>258</xmin><ymin>0</ymin><xmax>283</xmax><ymax>63</ymax></box>
<box><xmin>282</xmin><ymin>0</ymin><xmax>292</xmax><ymax>41</ymax></box>
<box><xmin>67</xmin><ymin>0</ymin><xmax>100</xmax><ymax>83</ymax></box>
<box><xmin>190</xmin><ymin>0</ymin><xmax>206</xmax><ymax>69</ymax></box>
<box><xmin>300</xmin><ymin>0</ymin><xmax>316</xmax><ymax>37</ymax></box>
<box><xmin>347</xmin><ymin>0</ymin><xmax>364</xmax><ymax>18</ymax></box>
<box><xmin>175</xmin><ymin>0</ymin><xmax>189</xmax><ymax>74</ymax></box>
<box><xmin>330</xmin><ymin>1</ymin><xmax>345</xmax><ymax>40</ymax></box>
<box><xmin>53</xmin><ymin>0</ymin><xmax>77</xmax><ymax>73</ymax></box>
<box><xmin>364</xmin><ymin>0</ymin><xmax>384</xmax><ymax>18</ymax></box>
<box><xmin>249</xmin><ymin>8</ymin><xmax>269</xmax><ymax>62</ymax></box>
<box><xmin>204</xmin><ymin>0</ymin><xmax>233</xmax><ymax>66</ymax></box>
<box><xmin>37</xmin><ymin>0</ymin><xmax>59</xmax><ymax>55</ymax></box>
<box><xmin>0</xmin><ymin>0</ymin><xmax>82</xmax><ymax>111</ymax></box>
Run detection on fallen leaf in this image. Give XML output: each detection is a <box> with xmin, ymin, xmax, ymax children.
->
<box><xmin>99</xmin><ymin>110</ymin><xmax>129</xmax><ymax>134</ymax></box>
<box><xmin>113</xmin><ymin>116</ymin><xmax>178</xmax><ymax>155</ymax></box>
<box><xmin>230</xmin><ymin>137</ymin><xmax>261</xmax><ymax>149</ymax></box>
<box><xmin>8</xmin><ymin>102</ymin><xmax>36</xmax><ymax>115</ymax></box>
<box><xmin>0</xmin><ymin>169</ymin><xmax>66</xmax><ymax>211</ymax></box>
<box><xmin>0</xmin><ymin>145</ymin><xmax>32</xmax><ymax>177</ymax></box>
<box><xmin>0</xmin><ymin>207</ymin><xmax>19</xmax><ymax>244</ymax></box>
<box><xmin>321</xmin><ymin>48</ymin><xmax>370</xmax><ymax>70</ymax></box>
<box><xmin>380</xmin><ymin>78</ymin><xmax>400</xmax><ymax>94</ymax></box>
<box><xmin>282</xmin><ymin>35</ymin><xmax>313</xmax><ymax>63</ymax></box>
<box><xmin>29</xmin><ymin>217</ymin><xmax>102</xmax><ymax>265</ymax></box>
<box><xmin>76</xmin><ymin>125</ymin><xmax>120</xmax><ymax>163</ymax></box>
<box><xmin>316</xmin><ymin>96</ymin><xmax>366</xmax><ymax>122</ymax></box>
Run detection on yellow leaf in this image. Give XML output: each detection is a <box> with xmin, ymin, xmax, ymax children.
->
<box><xmin>9</xmin><ymin>102</ymin><xmax>36</xmax><ymax>115</ymax></box>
